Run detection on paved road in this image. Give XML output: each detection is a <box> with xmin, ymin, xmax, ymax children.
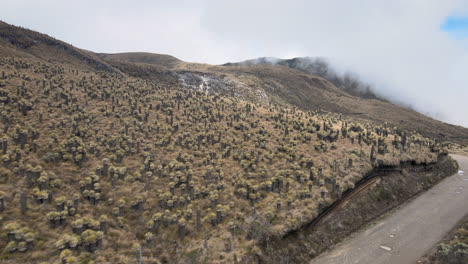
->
<box><xmin>311</xmin><ymin>154</ymin><xmax>468</xmax><ymax>264</ymax></box>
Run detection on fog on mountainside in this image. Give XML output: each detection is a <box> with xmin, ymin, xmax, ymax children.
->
<box><xmin>225</xmin><ymin>57</ymin><xmax>383</xmax><ymax>101</ymax></box>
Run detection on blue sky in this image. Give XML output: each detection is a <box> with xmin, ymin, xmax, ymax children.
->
<box><xmin>442</xmin><ymin>16</ymin><xmax>468</xmax><ymax>38</ymax></box>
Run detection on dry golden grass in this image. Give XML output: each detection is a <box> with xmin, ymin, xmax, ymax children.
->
<box><xmin>0</xmin><ymin>21</ymin><xmax>459</xmax><ymax>263</ymax></box>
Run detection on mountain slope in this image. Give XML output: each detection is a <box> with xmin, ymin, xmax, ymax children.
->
<box><xmin>100</xmin><ymin>53</ymin><xmax>468</xmax><ymax>144</ymax></box>
<box><xmin>0</xmin><ymin>21</ymin><xmax>117</xmax><ymax>73</ymax></box>
<box><xmin>98</xmin><ymin>52</ymin><xmax>182</xmax><ymax>69</ymax></box>
<box><xmin>1</xmin><ymin>19</ymin><xmax>465</xmax><ymax>146</ymax></box>
<box><xmin>0</xmin><ymin>20</ymin><xmax>464</xmax><ymax>264</ymax></box>
<box><xmin>224</xmin><ymin>57</ymin><xmax>381</xmax><ymax>100</ymax></box>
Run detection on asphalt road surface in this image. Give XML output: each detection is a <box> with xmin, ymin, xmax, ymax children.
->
<box><xmin>310</xmin><ymin>154</ymin><xmax>468</xmax><ymax>264</ymax></box>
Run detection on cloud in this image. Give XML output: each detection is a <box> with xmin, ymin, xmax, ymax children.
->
<box><xmin>1</xmin><ymin>0</ymin><xmax>468</xmax><ymax>128</ymax></box>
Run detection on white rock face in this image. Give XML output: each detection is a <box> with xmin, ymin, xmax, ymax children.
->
<box><xmin>175</xmin><ymin>71</ymin><xmax>270</xmax><ymax>104</ymax></box>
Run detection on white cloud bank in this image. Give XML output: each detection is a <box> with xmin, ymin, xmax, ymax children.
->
<box><xmin>1</xmin><ymin>0</ymin><xmax>468</xmax><ymax>127</ymax></box>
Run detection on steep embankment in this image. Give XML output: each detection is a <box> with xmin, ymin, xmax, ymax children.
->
<box><xmin>257</xmin><ymin>153</ymin><xmax>458</xmax><ymax>264</ymax></box>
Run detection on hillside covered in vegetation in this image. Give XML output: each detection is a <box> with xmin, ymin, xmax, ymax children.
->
<box><xmin>0</xmin><ymin>21</ymin><xmax>464</xmax><ymax>263</ymax></box>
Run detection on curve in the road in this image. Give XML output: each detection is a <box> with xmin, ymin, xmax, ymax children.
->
<box><xmin>310</xmin><ymin>154</ymin><xmax>468</xmax><ymax>264</ymax></box>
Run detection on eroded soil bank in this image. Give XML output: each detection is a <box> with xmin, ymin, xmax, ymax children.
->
<box><xmin>257</xmin><ymin>153</ymin><xmax>458</xmax><ymax>264</ymax></box>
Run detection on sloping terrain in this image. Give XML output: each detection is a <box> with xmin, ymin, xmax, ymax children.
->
<box><xmin>0</xmin><ymin>21</ymin><xmax>117</xmax><ymax>73</ymax></box>
<box><xmin>305</xmin><ymin>155</ymin><xmax>464</xmax><ymax>264</ymax></box>
<box><xmin>98</xmin><ymin>52</ymin><xmax>182</xmax><ymax>69</ymax></box>
<box><xmin>224</xmin><ymin>57</ymin><xmax>381</xmax><ymax>100</ymax></box>
<box><xmin>1</xmin><ymin>20</ymin><xmax>467</xmax><ymax>145</ymax></box>
<box><xmin>100</xmin><ymin>53</ymin><xmax>468</xmax><ymax>145</ymax></box>
<box><xmin>0</xmin><ymin>21</ymin><xmax>465</xmax><ymax>264</ymax></box>
<box><xmin>419</xmin><ymin>155</ymin><xmax>468</xmax><ymax>264</ymax></box>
